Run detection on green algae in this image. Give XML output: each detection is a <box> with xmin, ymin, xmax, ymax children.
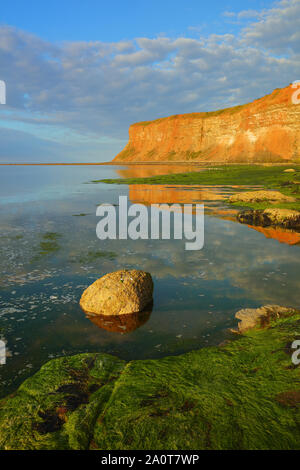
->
<box><xmin>0</xmin><ymin>315</ymin><xmax>299</xmax><ymax>450</ymax></box>
<box><xmin>32</xmin><ymin>232</ymin><xmax>62</xmax><ymax>261</ymax></box>
<box><xmin>94</xmin><ymin>165</ymin><xmax>300</xmax><ymax>187</ymax></box>
<box><xmin>0</xmin><ymin>354</ymin><xmax>125</xmax><ymax>450</ymax></box>
<box><xmin>93</xmin><ymin>315</ymin><xmax>300</xmax><ymax>450</ymax></box>
<box><xmin>95</xmin><ymin>165</ymin><xmax>300</xmax><ymax>211</ymax></box>
<box><xmin>70</xmin><ymin>250</ymin><xmax>117</xmax><ymax>264</ymax></box>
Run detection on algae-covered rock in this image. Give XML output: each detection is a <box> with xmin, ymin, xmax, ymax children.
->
<box><xmin>0</xmin><ymin>353</ymin><xmax>125</xmax><ymax>450</ymax></box>
<box><xmin>229</xmin><ymin>190</ymin><xmax>295</xmax><ymax>204</ymax></box>
<box><xmin>237</xmin><ymin>208</ymin><xmax>300</xmax><ymax>229</ymax></box>
<box><xmin>235</xmin><ymin>305</ymin><xmax>300</xmax><ymax>333</ymax></box>
<box><xmin>263</xmin><ymin>208</ymin><xmax>300</xmax><ymax>228</ymax></box>
<box><xmin>80</xmin><ymin>269</ymin><xmax>153</xmax><ymax>316</ymax></box>
<box><xmin>0</xmin><ymin>314</ymin><xmax>300</xmax><ymax>450</ymax></box>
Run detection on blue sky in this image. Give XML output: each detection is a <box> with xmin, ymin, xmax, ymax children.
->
<box><xmin>0</xmin><ymin>0</ymin><xmax>299</xmax><ymax>162</ymax></box>
<box><xmin>1</xmin><ymin>0</ymin><xmax>275</xmax><ymax>42</ymax></box>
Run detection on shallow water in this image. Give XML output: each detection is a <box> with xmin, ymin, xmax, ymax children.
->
<box><xmin>0</xmin><ymin>164</ymin><xmax>299</xmax><ymax>397</ymax></box>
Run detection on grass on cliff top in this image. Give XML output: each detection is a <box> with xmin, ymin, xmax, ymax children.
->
<box><xmin>94</xmin><ymin>165</ymin><xmax>300</xmax><ymax>210</ymax></box>
<box><xmin>132</xmin><ymin>104</ymin><xmax>248</xmax><ymax>127</ymax></box>
<box><xmin>0</xmin><ymin>313</ymin><xmax>299</xmax><ymax>450</ymax></box>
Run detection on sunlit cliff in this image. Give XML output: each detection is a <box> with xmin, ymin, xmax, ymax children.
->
<box><xmin>113</xmin><ymin>85</ymin><xmax>300</xmax><ymax>163</ymax></box>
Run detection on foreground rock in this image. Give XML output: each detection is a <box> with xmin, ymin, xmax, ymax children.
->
<box><xmin>80</xmin><ymin>269</ymin><xmax>153</xmax><ymax>316</ymax></box>
<box><xmin>235</xmin><ymin>305</ymin><xmax>300</xmax><ymax>333</ymax></box>
<box><xmin>229</xmin><ymin>190</ymin><xmax>295</xmax><ymax>204</ymax></box>
<box><xmin>0</xmin><ymin>312</ymin><xmax>299</xmax><ymax>450</ymax></box>
<box><xmin>237</xmin><ymin>208</ymin><xmax>300</xmax><ymax>229</ymax></box>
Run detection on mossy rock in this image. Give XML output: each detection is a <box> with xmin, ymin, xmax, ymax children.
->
<box><xmin>0</xmin><ymin>315</ymin><xmax>300</xmax><ymax>450</ymax></box>
<box><xmin>237</xmin><ymin>208</ymin><xmax>300</xmax><ymax>229</ymax></box>
<box><xmin>0</xmin><ymin>354</ymin><xmax>125</xmax><ymax>450</ymax></box>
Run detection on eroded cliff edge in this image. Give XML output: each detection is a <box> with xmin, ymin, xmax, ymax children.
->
<box><xmin>113</xmin><ymin>85</ymin><xmax>300</xmax><ymax>163</ymax></box>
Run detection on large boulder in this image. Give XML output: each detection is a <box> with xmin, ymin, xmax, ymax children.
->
<box><xmin>237</xmin><ymin>208</ymin><xmax>300</xmax><ymax>229</ymax></box>
<box><xmin>229</xmin><ymin>190</ymin><xmax>295</xmax><ymax>204</ymax></box>
<box><xmin>235</xmin><ymin>305</ymin><xmax>300</xmax><ymax>333</ymax></box>
<box><xmin>80</xmin><ymin>269</ymin><xmax>153</xmax><ymax>316</ymax></box>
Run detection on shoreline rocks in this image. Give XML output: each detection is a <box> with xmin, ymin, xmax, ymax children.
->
<box><xmin>80</xmin><ymin>269</ymin><xmax>153</xmax><ymax>316</ymax></box>
<box><xmin>229</xmin><ymin>190</ymin><xmax>295</xmax><ymax>204</ymax></box>
<box><xmin>235</xmin><ymin>305</ymin><xmax>300</xmax><ymax>333</ymax></box>
<box><xmin>237</xmin><ymin>208</ymin><xmax>300</xmax><ymax>229</ymax></box>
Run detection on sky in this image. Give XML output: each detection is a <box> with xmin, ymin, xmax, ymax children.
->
<box><xmin>0</xmin><ymin>0</ymin><xmax>299</xmax><ymax>162</ymax></box>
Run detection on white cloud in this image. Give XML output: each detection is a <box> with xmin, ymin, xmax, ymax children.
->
<box><xmin>223</xmin><ymin>9</ymin><xmax>263</xmax><ymax>21</ymax></box>
<box><xmin>243</xmin><ymin>0</ymin><xmax>300</xmax><ymax>53</ymax></box>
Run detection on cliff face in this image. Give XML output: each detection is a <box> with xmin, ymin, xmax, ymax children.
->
<box><xmin>113</xmin><ymin>86</ymin><xmax>300</xmax><ymax>163</ymax></box>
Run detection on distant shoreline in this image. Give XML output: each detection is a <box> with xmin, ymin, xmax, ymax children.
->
<box><xmin>0</xmin><ymin>162</ymin><xmax>110</xmax><ymax>166</ymax></box>
<box><xmin>0</xmin><ymin>161</ymin><xmax>298</xmax><ymax>166</ymax></box>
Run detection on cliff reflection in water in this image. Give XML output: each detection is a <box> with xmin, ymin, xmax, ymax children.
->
<box><xmin>86</xmin><ymin>306</ymin><xmax>153</xmax><ymax>334</ymax></box>
<box><xmin>128</xmin><ymin>184</ymin><xmax>226</xmax><ymax>205</ymax></box>
<box><xmin>128</xmin><ymin>183</ymin><xmax>240</xmax><ymax>222</ymax></box>
<box><xmin>247</xmin><ymin>225</ymin><xmax>300</xmax><ymax>245</ymax></box>
<box><xmin>128</xmin><ymin>183</ymin><xmax>300</xmax><ymax>245</ymax></box>
<box><xmin>116</xmin><ymin>164</ymin><xmax>203</xmax><ymax>179</ymax></box>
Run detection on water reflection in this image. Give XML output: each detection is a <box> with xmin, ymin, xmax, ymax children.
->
<box><xmin>86</xmin><ymin>305</ymin><xmax>153</xmax><ymax>334</ymax></box>
<box><xmin>128</xmin><ymin>183</ymin><xmax>239</xmax><ymax>221</ymax></box>
<box><xmin>1</xmin><ymin>164</ymin><xmax>300</xmax><ymax>398</ymax></box>
<box><xmin>115</xmin><ymin>164</ymin><xmax>203</xmax><ymax>179</ymax></box>
<box><xmin>128</xmin><ymin>184</ymin><xmax>227</xmax><ymax>204</ymax></box>
<box><xmin>127</xmin><ymin>183</ymin><xmax>300</xmax><ymax>246</ymax></box>
<box><xmin>247</xmin><ymin>225</ymin><xmax>300</xmax><ymax>245</ymax></box>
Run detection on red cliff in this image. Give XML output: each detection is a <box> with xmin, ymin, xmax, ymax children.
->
<box><xmin>113</xmin><ymin>85</ymin><xmax>300</xmax><ymax>163</ymax></box>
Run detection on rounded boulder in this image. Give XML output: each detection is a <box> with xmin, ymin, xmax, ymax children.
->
<box><xmin>80</xmin><ymin>269</ymin><xmax>153</xmax><ymax>316</ymax></box>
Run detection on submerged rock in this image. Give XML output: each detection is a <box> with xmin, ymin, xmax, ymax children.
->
<box><xmin>237</xmin><ymin>208</ymin><xmax>300</xmax><ymax>229</ymax></box>
<box><xmin>80</xmin><ymin>269</ymin><xmax>153</xmax><ymax>316</ymax></box>
<box><xmin>229</xmin><ymin>190</ymin><xmax>295</xmax><ymax>204</ymax></box>
<box><xmin>235</xmin><ymin>305</ymin><xmax>300</xmax><ymax>333</ymax></box>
